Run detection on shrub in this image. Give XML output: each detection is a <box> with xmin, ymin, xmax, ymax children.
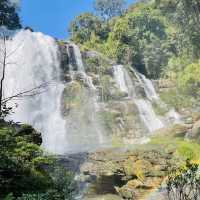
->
<box><xmin>167</xmin><ymin>162</ymin><xmax>200</xmax><ymax>200</ymax></box>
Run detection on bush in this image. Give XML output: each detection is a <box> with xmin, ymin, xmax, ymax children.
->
<box><xmin>160</xmin><ymin>89</ymin><xmax>193</xmax><ymax>111</ymax></box>
<box><xmin>167</xmin><ymin>162</ymin><xmax>200</xmax><ymax>200</ymax></box>
<box><xmin>0</xmin><ymin>123</ymin><xmax>76</xmax><ymax>199</ymax></box>
<box><xmin>177</xmin><ymin>60</ymin><xmax>200</xmax><ymax>98</ymax></box>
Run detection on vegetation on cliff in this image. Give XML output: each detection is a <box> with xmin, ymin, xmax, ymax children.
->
<box><xmin>69</xmin><ymin>0</ymin><xmax>200</xmax><ymax>110</ymax></box>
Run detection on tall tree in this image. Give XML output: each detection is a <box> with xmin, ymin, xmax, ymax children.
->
<box><xmin>94</xmin><ymin>0</ymin><xmax>126</xmax><ymax>20</ymax></box>
<box><xmin>0</xmin><ymin>0</ymin><xmax>21</xmax><ymax>29</ymax></box>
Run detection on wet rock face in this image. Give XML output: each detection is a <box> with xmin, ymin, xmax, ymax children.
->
<box><xmin>58</xmin><ymin>41</ymin><xmax>70</xmax><ymax>74</ymax></box>
<box><xmin>189</xmin><ymin>120</ymin><xmax>200</xmax><ymax>142</ymax></box>
<box><xmin>154</xmin><ymin>124</ymin><xmax>188</xmax><ymax>138</ymax></box>
<box><xmin>80</xmin><ymin>147</ymin><xmax>179</xmax><ymax>200</ymax></box>
<box><xmin>56</xmin><ymin>153</ymin><xmax>88</xmax><ymax>173</ymax></box>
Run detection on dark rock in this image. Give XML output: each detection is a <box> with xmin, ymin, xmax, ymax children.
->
<box><xmin>24</xmin><ymin>26</ymin><xmax>34</xmax><ymax>32</ymax></box>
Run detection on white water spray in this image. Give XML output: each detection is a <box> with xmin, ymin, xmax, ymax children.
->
<box><xmin>63</xmin><ymin>43</ymin><xmax>108</xmax><ymax>153</ymax></box>
<box><xmin>113</xmin><ymin>65</ymin><xmax>164</xmax><ymax>133</ymax></box>
<box><xmin>3</xmin><ymin>30</ymin><xmax>67</xmax><ymax>154</ymax></box>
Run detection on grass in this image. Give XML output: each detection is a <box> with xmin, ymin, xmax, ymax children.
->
<box><xmin>150</xmin><ymin>136</ymin><xmax>200</xmax><ymax>163</ymax></box>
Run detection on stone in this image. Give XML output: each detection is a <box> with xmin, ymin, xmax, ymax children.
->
<box><xmin>64</xmin><ymin>74</ymin><xmax>72</xmax><ymax>82</ymax></box>
<box><xmin>154</xmin><ymin>124</ymin><xmax>188</xmax><ymax>138</ymax></box>
<box><xmin>81</xmin><ymin>147</ymin><xmax>178</xmax><ymax>200</ymax></box>
<box><xmin>189</xmin><ymin>120</ymin><xmax>200</xmax><ymax>141</ymax></box>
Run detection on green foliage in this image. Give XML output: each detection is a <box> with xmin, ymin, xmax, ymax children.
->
<box><xmin>0</xmin><ymin>123</ymin><xmax>75</xmax><ymax>199</ymax></box>
<box><xmin>15</xmin><ymin>166</ymin><xmax>75</xmax><ymax>200</ymax></box>
<box><xmin>48</xmin><ymin>166</ymin><xmax>75</xmax><ymax>200</ymax></box>
<box><xmin>0</xmin><ymin>0</ymin><xmax>21</xmax><ymax>29</ymax></box>
<box><xmin>155</xmin><ymin>0</ymin><xmax>200</xmax><ymax>58</ymax></box>
<box><xmin>160</xmin><ymin>89</ymin><xmax>194</xmax><ymax>111</ymax></box>
<box><xmin>70</xmin><ymin>2</ymin><xmax>174</xmax><ymax>79</ymax></box>
<box><xmin>177</xmin><ymin>60</ymin><xmax>200</xmax><ymax>98</ymax></box>
<box><xmin>69</xmin><ymin>13</ymin><xmax>106</xmax><ymax>44</ymax></box>
<box><xmin>162</xmin><ymin>55</ymin><xmax>191</xmax><ymax>79</ymax></box>
<box><xmin>4</xmin><ymin>193</ymin><xmax>14</xmax><ymax>200</ymax></box>
<box><xmin>84</xmin><ymin>55</ymin><xmax>110</xmax><ymax>75</ymax></box>
<box><xmin>167</xmin><ymin>163</ymin><xmax>200</xmax><ymax>200</ymax></box>
<box><xmin>150</xmin><ymin>136</ymin><xmax>200</xmax><ymax>162</ymax></box>
<box><xmin>111</xmin><ymin>134</ymin><xmax>123</xmax><ymax>148</ymax></box>
<box><xmin>93</xmin><ymin>0</ymin><xmax>126</xmax><ymax>20</ymax></box>
<box><xmin>0</xmin><ymin>124</ymin><xmax>51</xmax><ymax>198</ymax></box>
<box><xmin>69</xmin><ymin>0</ymin><xmax>200</xmax><ymax>83</ymax></box>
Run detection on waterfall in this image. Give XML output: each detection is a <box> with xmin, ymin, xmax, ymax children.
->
<box><xmin>113</xmin><ymin>65</ymin><xmax>129</xmax><ymax>94</ymax></box>
<box><xmin>71</xmin><ymin>43</ymin><xmax>85</xmax><ymax>72</ymax></box>
<box><xmin>134</xmin><ymin>100</ymin><xmax>164</xmax><ymax>132</ymax></box>
<box><xmin>1</xmin><ymin>30</ymin><xmax>180</xmax><ymax>155</ymax></box>
<box><xmin>3</xmin><ymin>30</ymin><xmax>67</xmax><ymax>154</ymax></box>
<box><xmin>136</xmin><ymin>72</ymin><xmax>159</xmax><ymax>101</ymax></box>
<box><xmin>62</xmin><ymin>43</ymin><xmax>108</xmax><ymax>153</ymax></box>
<box><xmin>113</xmin><ymin>65</ymin><xmax>164</xmax><ymax>133</ymax></box>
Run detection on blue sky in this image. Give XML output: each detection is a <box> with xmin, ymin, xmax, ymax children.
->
<box><xmin>20</xmin><ymin>0</ymin><xmax>134</xmax><ymax>39</ymax></box>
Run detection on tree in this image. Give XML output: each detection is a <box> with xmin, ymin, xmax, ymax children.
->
<box><xmin>93</xmin><ymin>0</ymin><xmax>126</xmax><ymax>20</ymax></box>
<box><xmin>69</xmin><ymin>13</ymin><xmax>104</xmax><ymax>44</ymax></box>
<box><xmin>0</xmin><ymin>0</ymin><xmax>21</xmax><ymax>29</ymax></box>
<box><xmin>177</xmin><ymin>60</ymin><xmax>200</xmax><ymax>98</ymax></box>
<box><xmin>155</xmin><ymin>0</ymin><xmax>200</xmax><ymax>58</ymax></box>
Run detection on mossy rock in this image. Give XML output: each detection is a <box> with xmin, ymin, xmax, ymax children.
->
<box><xmin>154</xmin><ymin>124</ymin><xmax>188</xmax><ymax>138</ymax></box>
<box><xmin>187</xmin><ymin>120</ymin><xmax>200</xmax><ymax>142</ymax></box>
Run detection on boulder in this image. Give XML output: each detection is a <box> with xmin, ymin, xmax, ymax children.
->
<box><xmin>154</xmin><ymin>124</ymin><xmax>188</xmax><ymax>138</ymax></box>
<box><xmin>190</xmin><ymin>120</ymin><xmax>200</xmax><ymax>141</ymax></box>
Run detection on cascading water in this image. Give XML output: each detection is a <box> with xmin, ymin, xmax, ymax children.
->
<box><xmin>71</xmin><ymin>44</ymin><xmax>85</xmax><ymax>72</ymax></box>
<box><xmin>2</xmin><ymin>29</ymin><xmax>179</xmax><ymax>155</ymax></box>
<box><xmin>61</xmin><ymin>43</ymin><xmax>108</xmax><ymax>153</ymax></box>
<box><xmin>113</xmin><ymin>65</ymin><xmax>165</xmax><ymax>133</ymax></box>
<box><xmin>113</xmin><ymin>65</ymin><xmax>129</xmax><ymax>94</ymax></box>
<box><xmin>3</xmin><ymin>30</ymin><xmax>67</xmax><ymax>154</ymax></box>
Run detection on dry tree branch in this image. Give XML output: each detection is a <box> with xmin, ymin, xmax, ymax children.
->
<box><xmin>2</xmin><ymin>81</ymin><xmax>54</xmax><ymax>103</ymax></box>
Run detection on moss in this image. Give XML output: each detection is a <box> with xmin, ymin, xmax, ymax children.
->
<box><xmin>99</xmin><ymin>111</ymin><xmax>118</xmax><ymax>133</ymax></box>
<box><xmin>154</xmin><ymin>124</ymin><xmax>188</xmax><ymax>138</ymax></box>
<box><xmin>83</xmin><ymin>52</ymin><xmax>111</xmax><ymax>75</ymax></box>
<box><xmin>111</xmin><ymin>135</ymin><xmax>124</xmax><ymax>148</ymax></box>
<box><xmin>150</xmin><ymin>136</ymin><xmax>200</xmax><ymax>162</ymax></box>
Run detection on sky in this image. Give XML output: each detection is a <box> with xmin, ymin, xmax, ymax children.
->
<box><xmin>19</xmin><ymin>0</ymin><xmax>134</xmax><ymax>39</ymax></box>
